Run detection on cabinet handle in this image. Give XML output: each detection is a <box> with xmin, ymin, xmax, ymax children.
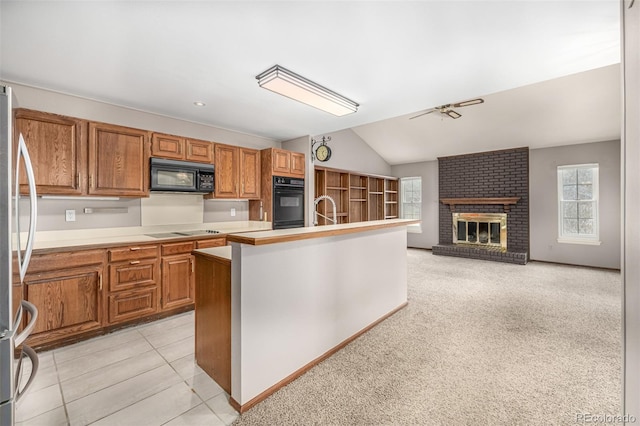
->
<box><xmin>89</xmin><ymin>175</ymin><xmax>93</xmax><ymax>188</ymax></box>
<box><xmin>130</xmin><ymin>247</ymin><xmax>141</xmax><ymax>251</ymax></box>
<box><xmin>99</xmin><ymin>273</ymin><xmax>103</xmax><ymax>291</ymax></box>
<box><xmin>130</xmin><ymin>260</ymin><xmax>141</xmax><ymax>265</ymax></box>
<box><xmin>190</xmin><ymin>258</ymin><xmax>194</xmax><ymax>274</ymax></box>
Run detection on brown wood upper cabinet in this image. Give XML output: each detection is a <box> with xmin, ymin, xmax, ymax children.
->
<box><xmin>151</xmin><ymin>132</ymin><xmax>213</xmax><ymax>163</ymax></box>
<box><xmin>266</xmin><ymin>148</ymin><xmax>305</xmax><ymax>178</ymax></box>
<box><xmin>210</xmin><ymin>143</ymin><xmax>260</xmax><ymax>199</ymax></box>
<box><xmin>14</xmin><ymin>108</ymin><xmax>87</xmax><ymax>195</ymax></box>
<box><xmin>88</xmin><ymin>122</ymin><xmax>151</xmax><ymax>197</ymax></box>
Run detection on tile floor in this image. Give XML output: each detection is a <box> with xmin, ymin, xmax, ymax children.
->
<box><xmin>15</xmin><ymin>311</ymin><xmax>239</xmax><ymax>426</ymax></box>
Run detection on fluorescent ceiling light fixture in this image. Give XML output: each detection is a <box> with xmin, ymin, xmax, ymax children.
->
<box><xmin>256</xmin><ymin>65</ymin><xmax>358</xmax><ymax>116</ymax></box>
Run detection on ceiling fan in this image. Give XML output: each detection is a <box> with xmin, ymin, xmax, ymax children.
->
<box><xmin>409</xmin><ymin>98</ymin><xmax>484</xmax><ymax>120</ymax></box>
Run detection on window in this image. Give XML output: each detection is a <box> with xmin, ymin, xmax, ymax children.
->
<box><xmin>401</xmin><ymin>177</ymin><xmax>421</xmax><ymax>232</ymax></box>
<box><xmin>557</xmin><ymin>164</ymin><xmax>600</xmax><ymax>244</ymax></box>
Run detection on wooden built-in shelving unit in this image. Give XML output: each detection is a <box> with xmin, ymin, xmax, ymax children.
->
<box><xmin>315</xmin><ymin>166</ymin><xmax>399</xmax><ymax>225</ymax></box>
<box><xmin>384</xmin><ymin>179</ymin><xmax>398</xmax><ymax>219</ymax></box>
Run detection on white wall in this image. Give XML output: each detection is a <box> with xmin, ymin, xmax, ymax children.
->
<box><xmin>390</xmin><ymin>160</ymin><xmax>439</xmax><ymax>249</ymax></box>
<box><xmin>311</xmin><ymin>128</ymin><xmax>391</xmax><ymax>176</ymax></box>
<box><xmin>529</xmin><ymin>140</ymin><xmax>620</xmax><ymax>269</ymax></box>
<box><xmin>231</xmin><ymin>226</ymin><xmax>408</xmax><ymax>405</ymax></box>
<box><xmin>623</xmin><ymin>0</ymin><xmax>640</xmax><ymax>419</ymax></box>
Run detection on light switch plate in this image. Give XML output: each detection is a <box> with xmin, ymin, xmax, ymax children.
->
<box><xmin>230</xmin><ymin>208</ymin><xmax>236</xmax><ymax>217</ymax></box>
<box><xmin>65</xmin><ymin>209</ymin><xmax>76</xmax><ymax>222</ymax></box>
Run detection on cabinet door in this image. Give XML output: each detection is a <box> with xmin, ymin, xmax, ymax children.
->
<box><xmin>108</xmin><ymin>287</ymin><xmax>158</xmax><ymax>324</ymax></box>
<box><xmin>24</xmin><ymin>266</ymin><xmax>103</xmax><ymax>344</ymax></box>
<box><xmin>151</xmin><ymin>133</ymin><xmax>184</xmax><ymax>160</ymax></box>
<box><xmin>186</xmin><ymin>139</ymin><xmax>213</xmax><ymax>163</ymax></box>
<box><xmin>214</xmin><ymin>144</ymin><xmax>239</xmax><ymax>198</ymax></box>
<box><xmin>88</xmin><ymin>122</ymin><xmax>150</xmax><ymax>197</ymax></box>
<box><xmin>239</xmin><ymin>147</ymin><xmax>261</xmax><ymax>199</ymax></box>
<box><xmin>161</xmin><ymin>254</ymin><xmax>195</xmax><ymax>310</ymax></box>
<box><xmin>14</xmin><ymin>109</ymin><xmax>86</xmax><ymax>195</ymax></box>
<box><xmin>291</xmin><ymin>152</ymin><xmax>306</xmax><ymax>177</ymax></box>
<box><xmin>272</xmin><ymin>149</ymin><xmax>291</xmax><ymax>175</ymax></box>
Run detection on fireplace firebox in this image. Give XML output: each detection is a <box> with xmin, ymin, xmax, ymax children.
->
<box><xmin>453</xmin><ymin>213</ymin><xmax>507</xmax><ymax>251</ymax></box>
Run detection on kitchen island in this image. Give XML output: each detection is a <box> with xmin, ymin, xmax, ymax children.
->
<box><xmin>193</xmin><ymin>218</ymin><xmax>418</xmax><ymax>413</ymax></box>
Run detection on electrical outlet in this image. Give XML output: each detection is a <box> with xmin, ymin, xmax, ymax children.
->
<box><xmin>65</xmin><ymin>209</ymin><xmax>76</xmax><ymax>222</ymax></box>
<box><xmin>230</xmin><ymin>208</ymin><xmax>236</xmax><ymax>217</ymax></box>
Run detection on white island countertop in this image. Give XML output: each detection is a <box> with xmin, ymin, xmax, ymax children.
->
<box><xmin>226</xmin><ymin>218</ymin><xmax>419</xmax><ymax>246</ymax></box>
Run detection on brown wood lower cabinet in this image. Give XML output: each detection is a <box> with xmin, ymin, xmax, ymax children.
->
<box><xmin>21</xmin><ymin>237</ymin><xmax>225</xmax><ymax>350</ymax></box>
<box><xmin>23</xmin><ymin>249</ymin><xmax>106</xmax><ymax>348</ymax></box>
<box><xmin>107</xmin><ymin>245</ymin><xmax>160</xmax><ymax>324</ymax></box>
<box><xmin>108</xmin><ymin>287</ymin><xmax>158</xmax><ymax>324</ymax></box>
<box><xmin>194</xmin><ymin>250</ymin><xmax>231</xmax><ymax>394</ymax></box>
<box><xmin>160</xmin><ymin>241</ymin><xmax>196</xmax><ymax>310</ymax></box>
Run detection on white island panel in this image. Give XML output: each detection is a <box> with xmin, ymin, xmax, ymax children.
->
<box><xmin>230</xmin><ymin>226</ymin><xmax>408</xmax><ymax>406</ymax></box>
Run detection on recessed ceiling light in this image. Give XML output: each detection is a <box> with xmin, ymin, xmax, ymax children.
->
<box><xmin>193</xmin><ymin>101</ymin><xmax>206</xmax><ymax>107</ymax></box>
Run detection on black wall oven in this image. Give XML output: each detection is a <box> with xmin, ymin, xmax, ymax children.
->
<box><xmin>273</xmin><ymin>176</ymin><xmax>305</xmax><ymax>229</ymax></box>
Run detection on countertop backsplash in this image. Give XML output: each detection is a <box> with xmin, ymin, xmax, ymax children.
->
<box><xmin>18</xmin><ymin>193</ymin><xmax>253</xmax><ymax>232</ymax></box>
<box><xmin>20</xmin><ymin>196</ymin><xmax>142</xmax><ymax>232</ymax></box>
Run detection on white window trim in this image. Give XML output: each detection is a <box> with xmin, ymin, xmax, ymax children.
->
<box><xmin>557</xmin><ymin>163</ymin><xmax>600</xmax><ymax>245</ymax></box>
<box><xmin>400</xmin><ymin>177</ymin><xmax>422</xmax><ymax>233</ymax></box>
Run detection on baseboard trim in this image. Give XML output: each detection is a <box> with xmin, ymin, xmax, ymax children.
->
<box><xmin>230</xmin><ymin>301</ymin><xmax>409</xmax><ymax>414</ymax></box>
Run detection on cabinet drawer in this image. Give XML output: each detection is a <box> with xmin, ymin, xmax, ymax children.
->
<box><xmin>108</xmin><ymin>287</ymin><xmax>158</xmax><ymax>324</ymax></box>
<box><xmin>109</xmin><ymin>245</ymin><xmax>158</xmax><ymax>262</ymax></box>
<box><xmin>27</xmin><ymin>249</ymin><xmax>105</xmax><ymax>274</ymax></box>
<box><xmin>195</xmin><ymin>238</ymin><xmax>226</xmax><ymax>249</ymax></box>
<box><xmin>161</xmin><ymin>241</ymin><xmax>195</xmax><ymax>256</ymax></box>
<box><xmin>109</xmin><ymin>259</ymin><xmax>158</xmax><ymax>292</ymax></box>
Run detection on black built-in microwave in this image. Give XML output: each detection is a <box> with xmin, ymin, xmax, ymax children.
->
<box><xmin>150</xmin><ymin>158</ymin><xmax>214</xmax><ymax>193</ymax></box>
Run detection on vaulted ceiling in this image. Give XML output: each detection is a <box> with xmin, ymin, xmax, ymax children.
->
<box><xmin>0</xmin><ymin>1</ymin><xmax>621</xmax><ymax>164</ymax></box>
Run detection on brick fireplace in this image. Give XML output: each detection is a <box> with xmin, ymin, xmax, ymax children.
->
<box><xmin>432</xmin><ymin>147</ymin><xmax>529</xmax><ymax>264</ymax></box>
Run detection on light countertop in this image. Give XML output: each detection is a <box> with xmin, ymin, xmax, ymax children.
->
<box><xmin>193</xmin><ymin>246</ymin><xmax>232</xmax><ymax>261</ymax></box>
<box><xmin>22</xmin><ymin>221</ymin><xmax>272</xmax><ymax>252</ymax></box>
<box><xmin>226</xmin><ymin>219</ymin><xmax>420</xmax><ymax>246</ymax></box>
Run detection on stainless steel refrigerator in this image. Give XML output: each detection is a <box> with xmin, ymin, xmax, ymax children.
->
<box><xmin>0</xmin><ymin>85</ymin><xmax>40</xmax><ymax>425</ymax></box>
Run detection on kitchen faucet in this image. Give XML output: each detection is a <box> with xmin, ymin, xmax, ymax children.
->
<box><xmin>314</xmin><ymin>195</ymin><xmax>337</xmax><ymax>226</ymax></box>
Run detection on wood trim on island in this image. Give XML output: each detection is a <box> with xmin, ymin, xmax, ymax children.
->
<box><xmin>226</xmin><ymin>218</ymin><xmax>420</xmax><ymax>246</ymax></box>
<box><xmin>229</xmin><ymin>301</ymin><xmax>408</xmax><ymax>414</ymax></box>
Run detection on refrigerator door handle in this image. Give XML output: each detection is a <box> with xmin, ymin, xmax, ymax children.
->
<box><xmin>15</xmin><ymin>133</ymin><xmax>37</xmax><ymax>283</ymax></box>
<box><xmin>14</xmin><ymin>301</ymin><xmax>37</xmax><ymax>347</ymax></box>
<box><xmin>14</xmin><ymin>344</ymin><xmax>38</xmax><ymax>404</ymax></box>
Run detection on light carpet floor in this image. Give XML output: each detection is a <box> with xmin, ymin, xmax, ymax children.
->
<box><xmin>232</xmin><ymin>249</ymin><xmax>622</xmax><ymax>426</ymax></box>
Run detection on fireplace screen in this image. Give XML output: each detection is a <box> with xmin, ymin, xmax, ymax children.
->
<box><xmin>453</xmin><ymin>213</ymin><xmax>507</xmax><ymax>250</ymax></box>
